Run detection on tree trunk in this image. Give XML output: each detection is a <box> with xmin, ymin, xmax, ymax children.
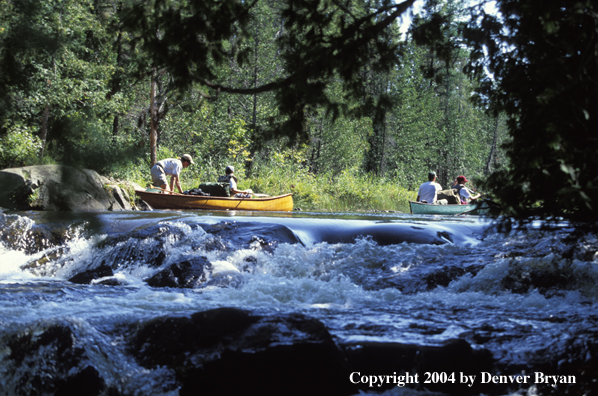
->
<box><xmin>112</xmin><ymin>114</ymin><xmax>119</xmax><ymax>145</ymax></box>
<box><xmin>485</xmin><ymin>116</ymin><xmax>499</xmax><ymax>175</ymax></box>
<box><xmin>245</xmin><ymin>50</ymin><xmax>259</xmax><ymax>176</ymax></box>
<box><xmin>150</xmin><ymin>68</ymin><xmax>158</xmax><ymax>166</ymax></box>
<box><xmin>40</xmin><ymin>104</ymin><xmax>50</xmax><ymax>157</ymax></box>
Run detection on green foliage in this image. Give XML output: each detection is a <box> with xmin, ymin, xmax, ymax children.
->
<box><xmin>41</xmin><ymin>114</ymin><xmax>144</xmax><ymax>174</ymax></box>
<box><xmin>118</xmin><ymin>0</ymin><xmax>419</xmax><ymax>142</ymax></box>
<box><xmin>463</xmin><ymin>0</ymin><xmax>598</xmax><ymax>224</ymax></box>
<box><xmin>0</xmin><ymin>127</ymin><xmax>42</xmax><ymax>169</ymax></box>
<box><xmin>0</xmin><ymin>0</ymin><xmax>519</xmax><ymax>217</ymax></box>
<box><xmin>245</xmin><ymin>150</ymin><xmax>413</xmax><ymax>212</ymax></box>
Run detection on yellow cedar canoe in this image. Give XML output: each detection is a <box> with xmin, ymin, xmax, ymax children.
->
<box><xmin>135</xmin><ymin>189</ymin><xmax>293</xmax><ymax>212</ymax></box>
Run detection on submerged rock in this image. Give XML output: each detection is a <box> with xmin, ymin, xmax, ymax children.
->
<box><xmin>2</xmin><ymin>307</ymin><xmax>595</xmax><ymax>396</ymax></box>
<box><xmin>68</xmin><ymin>264</ymin><xmax>114</xmax><ymax>284</ymax></box>
<box><xmin>3</xmin><ymin>323</ymin><xmax>109</xmax><ymax>396</ymax></box>
<box><xmin>129</xmin><ymin>307</ymin><xmax>354</xmax><ymax>396</ymax></box>
<box><xmin>501</xmin><ymin>261</ymin><xmax>577</xmax><ymax>296</ymax></box>
<box><xmin>0</xmin><ymin>213</ymin><xmax>65</xmax><ymax>254</ymax></box>
<box><xmin>425</xmin><ymin>264</ymin><xmax>483</xmax><ymax>290</ymax></box>
<box><xmin>145</xmin><ymin>258</ymin><xmax>212</xmax><ymax>288</ymax></box>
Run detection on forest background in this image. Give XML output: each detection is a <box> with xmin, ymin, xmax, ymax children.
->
<box><xmin>0</xmin><ymin>0</ymin><xmax>595</xmax><ymax>221</ymax></box>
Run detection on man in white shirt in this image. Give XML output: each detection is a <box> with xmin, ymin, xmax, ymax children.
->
<box><xmin>151</xmin><ymin>154</ymin><xmax>194</xmax><ymax>194</ymax></box>
<box><xmin>416</xmin><ymin>171</ymin><xmax>443</xmax><ymax>204</ymax></box>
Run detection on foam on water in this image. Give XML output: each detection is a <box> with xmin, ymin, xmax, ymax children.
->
<box><xmin>1</xmin><ymin>210</ymin><xmax>598</xmax><ymax>392</ymax></box>
<box><xmin>2</xmin><ymin>216</ymin><xmax>597</xmax><ymax>318</ymax></box>
<box><xmin>0</xmin><ymin>246</ymin><xmax>38</xmax><ymax>282</ymax></box>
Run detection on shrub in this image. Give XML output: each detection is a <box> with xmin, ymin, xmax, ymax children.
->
<box><xmin>0</xmin><ymin>127</ymin><xmax>42</xmax><ymax>169</ymax></box>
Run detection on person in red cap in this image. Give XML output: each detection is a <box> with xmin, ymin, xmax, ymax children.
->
<box><xmin>452</xmin><ymin>175</ymin><xmax>481</xmax><ymax>204</ymax></box>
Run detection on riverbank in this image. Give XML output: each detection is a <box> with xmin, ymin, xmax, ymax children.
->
<box><xmin>115</xmin><ymin>162</ymin><xmax>417</xmax><ymax>213</ymax></box>
<box><xmin>0</xmin><ymin>163</ymin><xmax>416</xmax><ymax>213</ymax></box>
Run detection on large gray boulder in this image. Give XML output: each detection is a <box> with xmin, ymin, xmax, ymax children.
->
<box><xmin>0</xmin><ymin>165</ymin><xmax>129</xmax><ymax>211</ymax></box>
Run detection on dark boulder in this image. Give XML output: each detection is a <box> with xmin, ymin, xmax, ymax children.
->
<box><xmin>0</xmin><ymin>213</ymin><xmax>64</xmax><ymax>254</ymax></box>
<box><xmin>55</xmin><ymin>365</ymin><xmax>106</xmax><ymax>396</ymax></box>
<box><xmin>130</xmin><ymin>308</ymin><xmax>260</xmax><ymax>367</ymax></box>
<box><xmin>528</xmin><ymin>333</ymin><xmax>598</xmax><ymax>396</ymax></box>
<box><xmin>425</xmin><ymin>265</ymin><xmax>483</xmax><ymax>290</ymax></box>
<box><xmin>4</xmin><ymin>323</ymin><xmax>110</xmax><ymax>396</ymax></box>
<box><xmin>0</xmin><ymin>165</ymin><xmax>131</xmax><ymax>211</ymax></box>
<box><xmin>129</xmin><ymin>307</ymin><xmax>354</xmax><ymax>396</ymax></box>
<box><xmin>96</xmin><ymin>222</ymin><xmax>187</xmax><ymax>270</ymax></box>
<box><xmin>342</xmin><ymin>338</ymin><xmax>494</xmax><ymax>395</ymax></box>
<box><xmin>145</xmin><ymin>258</ymin><xmax>212</xmax><ymax>288</ymax></box>
<box><xmin>68</xmin><ymin>264</ymin><xmax>114</xmax><ymax>284</ymax></box>
<box><xmin>502</xmin><ymin>264</ymin><xmax>574</xmax><ymax>296</ymax></box>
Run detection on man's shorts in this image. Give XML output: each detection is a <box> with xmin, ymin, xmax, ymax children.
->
<box><xmin>151</xmin><ymin>164</ymin><xmax>168</xmax><ymax>186</ymax></box>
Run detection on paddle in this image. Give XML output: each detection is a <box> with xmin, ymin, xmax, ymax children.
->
<box><xmin>454</xmin><ymin>197</ymin><xmax>499</xmax><ymax>215</ymax></box>
<box><xmin>149</xmin><ymin>186</ymin><xmax>186</xmax><ymax>196</ymax></box>
<box><xmin>150</xmin><ymin>184</ymin><xmax>271</xmax><ymax>198</ymax></box>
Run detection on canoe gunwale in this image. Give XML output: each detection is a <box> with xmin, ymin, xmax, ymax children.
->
<box><xmin>135</xmin><ymin>190</ymin><xmax>293</xmax><ymax>211</ymax></box>
<box><xmin>409</xmin><ymin>200</ymin><xmax>487</xmax><ymax>215</ymax></box>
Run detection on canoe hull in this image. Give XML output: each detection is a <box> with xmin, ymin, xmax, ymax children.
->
<box><xmin>135</xmin><ymin>190</ymin><xmax>293</xmax><ymax>212</ymax></box>
<box><xmin>409</xmin><ymin>200</ymin><xmax>488</xmax><ymax>215</ymax></box>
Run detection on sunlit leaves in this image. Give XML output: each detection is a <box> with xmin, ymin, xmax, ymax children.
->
<box><xmin>464</xmin><ymin>0</ymin><xmax>598</xmax><ymax>223</ymax></box>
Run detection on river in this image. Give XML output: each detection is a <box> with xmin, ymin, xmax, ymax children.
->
<box><xmin>1</xmin><ymin>208</ymin><xmax>597</xmax><ymax>396</ymax></box>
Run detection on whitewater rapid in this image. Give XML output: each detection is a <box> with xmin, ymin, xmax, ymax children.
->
<box><xmin>1</xmin><ymin>209</ymin><xmax>597</xmax><ymax>395</ymax></box>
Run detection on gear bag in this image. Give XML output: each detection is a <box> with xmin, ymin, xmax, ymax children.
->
<box><xmin>197</xmin><ymin>182</ymin><xmax>230</xmax><ymax>197</ymax></box>
<box><xmin>437</xmin><ymin>189</ymin><xmax>461</xmax><ymax>205</ymax></box>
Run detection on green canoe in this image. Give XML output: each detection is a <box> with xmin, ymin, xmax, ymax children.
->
<box><xmin>409</xmin><ymin>200</ymin><xmax>489</xmax><ymax>215</ymax></box>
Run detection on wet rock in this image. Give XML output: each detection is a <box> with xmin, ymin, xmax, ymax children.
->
<box><xmin>129</xmin><ymin>308</ymin><xmax>354</xmax><ymax>396</ymax></box>
<box><xmin>0</xmin><ymin>213</ymin><xmax>67</xmax><ymax>254</ymax></box>
<box><xmin>425</xmin><ymin>265</ymin><xmax>482</xmax><ymax>290</ymax></box>
<box><xmin>242</xmin><ymin>255</ymin><xmax>258</xmax><ymax>273</ymax></box>
<box><xmin>250</xmin><ymin>235</ymin><xmax>279</xmax><ymax>253</ymax></box>
<box><xmin>55</xmin><ymin>365</ymin><xmax>106</xmax><ymax>396</ymax></box>
<box><xmin>145</xmin><ymin>257</ymin><xmax>212</xmax><ymax>288</ymax></box>
<box><xmin>425</xmin><ymin>266</ymin><xmax>467</xmax><ymax>289</ymax></box>
<box><xmin>3</xmin><ymin>323</ymin><xmax>109</xmax><ymax>396</ymax></box>
<box><xmin>501</xmin><ymin>264</ymin><xmax>573</xmax><ymax>296</ymax></box>
<box><xmin>201</xmin><ymin>221</ymin><xmax>301</xmax><ymax>251</ymax></box>
<box><xmin>107</xmin><ymin>185</ymin><xmax>132</xmax><ymax>211</ymax></box>
<box><xmin>201</xmin><ymin>235</ymin><xmax>228</xmax><ymax>251</ymax></box>
<box><xmin>98</xmin><ymin>223</ymin><xmax>188</xmax><ymax>270</ymax></box>
<box><xmin>527</xmin><ymin>333</ymin><xmax>598</xmax><ymax>396</ymax></box>
<box><xmin>21</xmin><ymin>247</ymin><xmax>68</xmax><ymax>272</ymax></box>
<box><xmin>94</xmin><ymin>277</ymin><xmax>126</xmax><ymax>286</ymax></box>
<box><xmin>342</xmin><ymin>339</ymin><xmax>494</xmax><ymax>394</ymax></box>
<box><xmin>69</xmin><ymin>264</ymin><xmax>114</xmax><ymax>284</ymax></box>
<box><xmin>130</xmin><ymin>308</ymin><xmax>259</xmax><ymax>367</ymax></box>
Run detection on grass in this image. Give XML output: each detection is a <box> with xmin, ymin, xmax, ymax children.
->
<box><xmin>109</xmin><ymin>158</ymin><xmax>416</xmax><ymax>213</ymax></box>
<box><xmin>247</xmin><ymin>169</ymin><xmax>415</xmax><ymax>212</ymax></box>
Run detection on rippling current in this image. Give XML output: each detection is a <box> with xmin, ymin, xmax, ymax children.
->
<box><xmin>1</xmin><ymin>208</ymin><xmax>597</xmax><ymax>396</ymax></box>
